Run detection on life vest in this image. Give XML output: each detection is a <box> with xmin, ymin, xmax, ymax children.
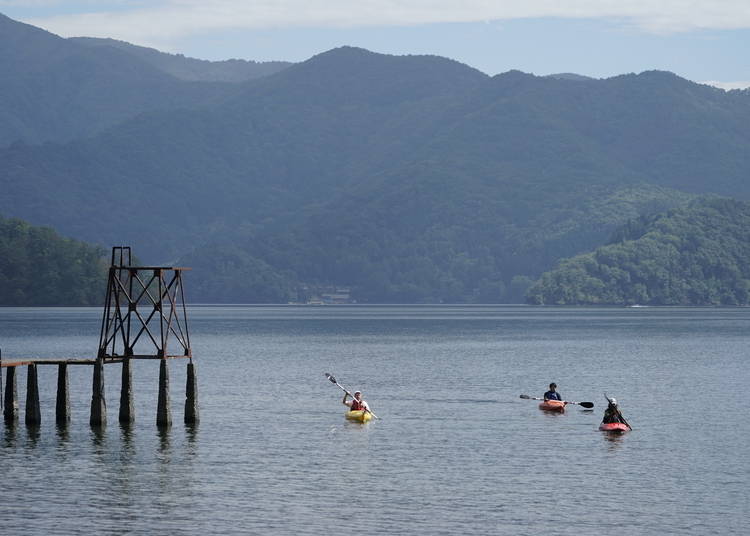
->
<box><xmin>602</xmin><ymin>406</ymin><xmax>623</xmax><ymax>424</ymax></box>
<box><xmin>350</xmin><ymin>399</ymin><xmax>364</xmax><ymax>411</ymax></box>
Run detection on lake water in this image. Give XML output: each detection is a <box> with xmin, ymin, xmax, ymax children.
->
<box><xmin>0</xmin><ymin>306</ymin><xmax>747</xmax><ymax>535</ymax></box>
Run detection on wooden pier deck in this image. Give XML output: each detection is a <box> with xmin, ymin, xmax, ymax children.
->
<box><xmin>1</xmin><ymin>355</ymin><xmax>190</xmax><ymax>367</ymax></box>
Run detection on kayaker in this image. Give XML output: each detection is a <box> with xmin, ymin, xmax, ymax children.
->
<box><xmin>343</xmin><ymin>391</ymin><xmax>370</xmax><ymax>413</ymax></box>
<box><xmin>602</xmin><ymin>397</ymin><xmax>629</xmax><ymax>426</ymax></box>
<box><xmin>544</xmin><ymin>383</ymin><xmax>562</xmax><ymax>401</ymax></box>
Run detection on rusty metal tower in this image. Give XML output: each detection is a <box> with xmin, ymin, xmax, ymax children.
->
<box><xmin>92</xmin><ymin>246</ymin><xmax>197</xmax><ymax>427</ymax></box>
<box><xmin>1</xmin><ymin>246</ymin><xmax>198</xmax><ymax>429</ymax></box>
<box><xmin>98</xmin><ymin>246</ymin><xmax>191</xmax><ymax>360</ymax></box>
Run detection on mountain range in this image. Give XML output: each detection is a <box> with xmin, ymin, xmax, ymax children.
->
<box><xmin>0</xmin><ymin>13</ymin><xmax>257</xmax><ymax>145</ymax></box>
<box><xmin>1</xmin><ymin>13</ymin><xmax>749</xmax><ymax>303</ymax></box>
<box><xmin>70</xmin><ymin>37</ymin><xmax>291</xmax><ymax>82</ymax></box>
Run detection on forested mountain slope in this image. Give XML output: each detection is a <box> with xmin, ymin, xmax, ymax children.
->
<box><xmin>527</xmin><ymin>198</ymin><xmax>750</xmax><ymax>305</ymax></box>
<box><xmin>0</xmin><ymin>13</ymin><xmax>236</xmax><ymax>146</ymax></box>
<box><xmin>0</xmin><ymin>215</ymin><xmax>106</xmax><ymax>305</ymax></box>
<box><xmin>0</xmin><ymin>47</ymin><xmax>491</xmax><ymax>259</ymax></box>
<box><xmin>2</xmin><ymin>17</ymin><xmax>750</xmax><ymax>302</ymax></box>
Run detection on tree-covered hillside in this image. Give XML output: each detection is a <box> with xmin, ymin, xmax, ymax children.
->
<box><xmin>526</xmin><ymin>198</ymin><xmax>750</xmax><ymax>305</ymax></box>
<box><xmin>0</xmin><ymin>13</ymin><xmax>238</xmax><ymax>146</ymax></box>
<box><xmin>0</xmin><ymin>216</ymin><xmax>107</xmax><ymax>305</ymax></box>
<box><xmin>189</xmin><ymin>184</ymin><xmax>689</xmax><ymax>303</ymax></box>
<box><xmin>2</xmin><ymin>15</ymin><xmax>750</xmax><ymax>303</ymax></box>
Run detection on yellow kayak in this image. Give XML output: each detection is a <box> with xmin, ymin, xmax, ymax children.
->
<box><xmin>345</xmin><ymin>410</ymin><xmax>372</xmax><ymax>423</ymax></box>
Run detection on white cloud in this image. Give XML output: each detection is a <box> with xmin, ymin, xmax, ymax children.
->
<box><xmin>19</xmin><ymin>0</ymin><xmax>750</xmax><ymax>49</ymax></box>
<box><xmin>0</xmin><ymin>1</ymin><xmax>135</xmax><ymax>6</ymax></box>
<box><xmin>701</xmin><ymin>81</ymin><xmax>750</xmax><ymax>91</ymax></box>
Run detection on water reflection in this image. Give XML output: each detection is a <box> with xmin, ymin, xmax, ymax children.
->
<box><xmin>2</xmin><ymin>421</ymin><xmax>17</xmax><ymax>446</ymax></box>
<box><xmin>119</xmin><ymin>422</ymin><xmax>135</xmax><ymax>452</ymax></box>
<box><xmin>56</xmin><ymin>423</ymin><xmax>70</xmax><ymax>443</ymax></box>
<box><xmin>26</xmin><ymin>424</ymin><xmax>40</xmax><ymax>447</ymax></box>
<box><xmin>602</xmin><ymin>431</ymin><xmax>627</xmax><ymax>449</ymax></box>
<box><xmin>185</xmin><ymin>422</ymin><xmax>199</xmax><ymax>447</ymax></box>
<box><xmin>90</xmin><ymin>425</ymin><xmax>106</xmax><ymax>448</ymax></box>
<box><xmin>157</xmin><ymin>425</ymin><xmax>171</xmax><ymax>454</ymax></box>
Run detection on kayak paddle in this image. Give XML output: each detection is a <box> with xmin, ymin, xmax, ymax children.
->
<box><xmin>519</xmin><ymin>394</ymin><xmax>594</xmax><ymax>408</ymax></box>
<box><xmin>325</xmin><ymin>372</ymin><xmax>380</xmax><ymax>419</ymax></box>
<box><xmin>604</xmin><ymin>393</ymin><xmax>632</xmax><ymax>430</ymax></box>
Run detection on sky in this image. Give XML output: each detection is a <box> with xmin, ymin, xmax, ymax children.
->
<box><xmin>1</xmin><ymin>0</ymin><xmax>749</xmax><ymax>88</ymax></box>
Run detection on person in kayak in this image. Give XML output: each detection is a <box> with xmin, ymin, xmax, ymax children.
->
<box><xmin>544</xmin><ymin>383</ymin><xmax>562</xmax><ymax>401</ymax></box>
<box><xmin>602</xmin><ymin>397</ymin><xmax>630</xmax><ymax>426</ymax></box>
<box><xmin>343</xmin><ymin>390</ymin><xmax>370</xmax><ymax>413</ymax></box>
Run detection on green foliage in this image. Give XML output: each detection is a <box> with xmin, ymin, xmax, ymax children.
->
<box><xmin>0</xmin><ymin>216</ymin><xmax>107</xmax><ymax>305</ymax></box>
<box><xmin>2</xmin><ymin>25</ymin><xmax>750</xmax><ymax>303</ymax></box>
<box><xmin>178</xmin><ymin>245</ymin><xmax>298</xmax><ymax>303</ymax></box>
<box><xmin>186</xmin><ymin>183</ymin><xmax>689</xmax><ymax>303</ymax></box>
<box><xmin>527</xmin><ymin>198</ymin><xmax>750</xmax><ymax>305</ymax></box>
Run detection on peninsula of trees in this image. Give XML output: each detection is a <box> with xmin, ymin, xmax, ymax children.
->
<box><xmin>0</xmin><ymin>216</ymin><xmax>106</xmax><ymax>305</ymax></box>
<box><xmin>527</xmin><ymin>198</ymin><xmax>750</xmax><ymax>305</ymax></box>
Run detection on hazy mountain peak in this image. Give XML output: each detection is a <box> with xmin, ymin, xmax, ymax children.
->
<box><xmin>494</xmin><ymin>69</ymin><xmax>536</xmax><ymax>80</ymax></box>
<box><xmin>0</xmin><ymin>10</ymin><xmax>63</xmax><ymax>48</ymax></box>
<box><xmin>0</xmin><ymin>12</ymin><xmax>238</xmax><ymax>146</ymax></box>
<box><xmin>607</xmin><ymin>69</ymin><xmax>685</xmax><ymax>84</ymax></box>
<box><xmin>636</xmin><ymin>69</ymin><xmax>686</xmax><ymax>83</ymax></box>
<box><xmin>253</xmin><ymin>45</ymin><xmax>488</xmax><ymax>104</ymax></box>
<box><xmin>70</xmin><ymin>36</ymin><xmax>291</xmax><ymax>82</ymax></box>
<box><xmin>488</xmin><ymin>69</ymin><xmax>540</xmax><ymax>90</ymax></box>
<box><xmin>303</xmin><ymin>45</ymin><xmax>485</xmax><ymax>75</ymax></box>
<box><xmin>545</xmin><ymin>73</ymin><xmax>595</xmax><ymax>81</ymax></box>
<box><xmin>311</xmin><ymin>45</ymin><xmax>376</xmax><ymax>58</ymax></box>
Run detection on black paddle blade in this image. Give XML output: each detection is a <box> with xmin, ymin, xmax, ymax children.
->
<box><xmin>325</xmin><ymin>373</ymin><xmax>337</xmax><ymax>384</ymax></box>
<box><xmin>519</xmin><ymin>394</ymin><xmax>531</xmax><ymax>399</ymax></box>
<box><xmin>579</xmin><ymin>401</ymin><xmax>594</xmax><ymax>408</ymax></box>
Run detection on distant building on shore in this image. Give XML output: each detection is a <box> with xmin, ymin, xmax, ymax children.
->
<box><xmin>296</xmin><ymin>285</ymin><xmax>354</xmax><ymax>304</ymax></box>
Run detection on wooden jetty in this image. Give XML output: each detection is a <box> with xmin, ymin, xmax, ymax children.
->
<box><xmin>1</xmin><ymin>247</ymin><xmax>198</xmax><ymax>428</ymax></box>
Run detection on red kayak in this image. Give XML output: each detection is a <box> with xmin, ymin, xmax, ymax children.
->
<box><xmin>599</xmin><ymin>422</ymin><xmax>629</xmax><ymax>432</ymax></box>
<box><xmin>538</xmin><ymin>400</ymin><xmax>566</xmax><ymax>412</ymax></box>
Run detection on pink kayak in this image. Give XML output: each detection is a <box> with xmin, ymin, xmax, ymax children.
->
<box><xmin>599</xmin><ymin>422</ymin><xmax>630</xmax><ymax>432</ymax></box>
<box><xmin>538</xmin><ymin>400</ymin><xmax>566</xmax><ymax>412</ymax></box>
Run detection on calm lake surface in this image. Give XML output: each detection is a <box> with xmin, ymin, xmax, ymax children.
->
<box><xmin>1</xmin><ymin>305</ymin><xmax>747</xmax><ymax>535</ymax></box>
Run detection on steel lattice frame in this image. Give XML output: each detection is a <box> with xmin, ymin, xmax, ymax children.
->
<box><xmin>97</xmin><ymin>247</ymin><xmax>191</xmax><ymax>360</ymax></box>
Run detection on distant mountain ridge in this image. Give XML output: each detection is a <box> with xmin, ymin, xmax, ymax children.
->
<box><xmin>70</xmin><ymin>37</ymin><xmax>292</xmax><ymax>82</ymax></box>
<box><xmin>545</xmin><ymin>73</ymin><xmax>595</xmax><ymax>81</ymax></box>
<box><xmin>2</xmin><ymin>14</ymin><xmax>750</xmax><ymax>303</ymax></box>
<box><xmin>0</xmin><ymin>13</ymin><xmax>262</xmax><ymax>146</ymax></box>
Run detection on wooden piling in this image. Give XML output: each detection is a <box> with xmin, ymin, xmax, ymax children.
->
<box><xmin>55</xmin><ymin>363</ymin><xmax>70</xmax><ymax>425</ymax></box>
<box><xmin>25</xmin><ymin>364</ymin><xmax>41</xmax><ymax>425</ymax></box>
<box><xmin>185</xmin><ymin>361</ymin><xmax>199</xmax><ymax>424</ymax></box>
<box><xmin>3</xmin><ymin>248</ymin><xmax>198</xmax><ymax>432</ymax></box>
<box><xmin>156</xmin><ymin>359</ymin><xmax>171</xmax><ymax>427</ymax></box>
<box><xmin>3</xmin><ymin>366</ymin><xmax>19</xmax><ymax>424</ymax></box>
<box><xmin>90</xmin><ymin>358</ymin><xmax>107</xmax><ymax>427</ymax></box>
<box><xmin>119</xmin><ymin>358</ymin><xmax>134</xmax><ymax>424</ymax></box>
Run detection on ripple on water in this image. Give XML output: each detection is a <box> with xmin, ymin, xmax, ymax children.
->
<box><xmin>0</xmin><ymin>306</ymin><xmax>748</xmax><ymax>535</ymax></box>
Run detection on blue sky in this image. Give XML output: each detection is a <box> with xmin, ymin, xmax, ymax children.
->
<box><xmin>2</xmin><ymin>1</ymin><xmax>748</xmax><ymax>87</ymax></box>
